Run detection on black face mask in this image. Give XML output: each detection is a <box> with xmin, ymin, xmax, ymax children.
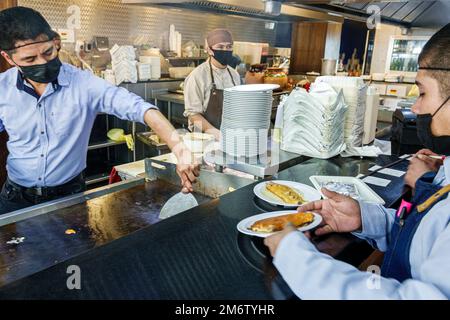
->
<box><xmin>416</xmin><ymin>96</ymin><xmax>450</xmax><ymax>155</ymax></box>
<box><xmin>211</xmin><ymin>49</ymin><xmax>233</xmax><ymax>67</ymax></box>
<box><xmin>17</xmin><ymin>56</ymin><xmax>62</xmax><ymax>83</ymax></box>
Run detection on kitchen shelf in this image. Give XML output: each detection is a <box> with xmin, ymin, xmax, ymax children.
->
<box><xmin>88</xmin><ymin>140</ymin><xmax>126</xmax><ymax>151</ymax></box>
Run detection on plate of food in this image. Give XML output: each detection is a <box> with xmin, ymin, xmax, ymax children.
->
<box><xmin>237</xmin><ymin>211</ymin><xmax>322</xmax><ymax>238</ymax></box>
<box><xmin>253</xmin><ymin>180</ymin><xmax>322</xmax><ymax>207</ymax></box>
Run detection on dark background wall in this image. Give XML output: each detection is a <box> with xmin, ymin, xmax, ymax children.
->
<box><xmin>339</xmin><ymin>20</ymin><xmax>368</xmax><ymax>66</ymax></box>
<box><xmin>275</xmin><ymin>22</ymin><xmax>293</xmax><ymax>48</ymax></box>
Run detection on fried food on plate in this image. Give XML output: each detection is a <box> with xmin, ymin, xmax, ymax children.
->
<box><xmin>265</xmin><ymin>182</ymin><xmax>306</xmax><ymax>204</ymax></box>
<box><xmin>249</xmin><ymin>212</ymin><xmax>314</xmax><ymax>233</ymax></box>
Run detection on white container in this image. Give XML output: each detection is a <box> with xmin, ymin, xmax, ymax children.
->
<box><xmin>139</xmin><ymin>56</ymin><xmax>161</xmax><ymax>79</ymax></box>
<box><xmin>309</xmin><ymin>175</ymin><xmax>385</xmax><ymax>204</ymax></box>
<box><xmin>363</xmin><ymin>86</ymin><xmax>380</xmax><ymax>145</ymax></box>
<box><xmin>137</xmin><ymin>63</ymin><xmax>152</xmax><ymax>81</ymax></box>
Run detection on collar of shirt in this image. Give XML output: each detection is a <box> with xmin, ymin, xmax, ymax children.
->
<box><xmin>209</xmin><ymin>58</ymin><xmax>230</xmax><ymax>73</ymax></box>
<box><xmin>14</xmin><ymin>64</ymin><xmax>71</xmax><ymax>97</ymax></box>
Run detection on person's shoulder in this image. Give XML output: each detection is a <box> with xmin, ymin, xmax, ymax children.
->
<box><xmin>0</xmin><ymin>67</ymin><xmax>18</xmax><ymax>86</ymax></box>
<box><xmin>228</xmin><ymin>67</ymin><xmax>240</xmax><ymax>78</ymax></box>
<box><xmin>185</xmin><ymin>61</ymin><xmax>209</xmax><ymax>83</ymax></box>
<box><xmin>62</xmin><ymin>63</ymin><xmax>92</xmax><ymax>80</ymax></box>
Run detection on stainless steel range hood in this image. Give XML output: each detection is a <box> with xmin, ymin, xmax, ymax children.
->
<box><xmin>122</xmin><ymin>0</ymin><xmax>345</xmax><ymax>23</ymax></box>
<box><xmin>123</xmin><ymin>0</ymin><xmax>449</xmax><ymax>27</ymax></box>
<box><xmin>286</xmin><ymin>0</ymin><xmax>447</xmax><ymax>27</ymax></box>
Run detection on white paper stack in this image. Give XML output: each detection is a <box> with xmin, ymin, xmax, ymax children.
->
<box><xmin>110</xmin><ymin>44</ymin><xmax>138</xmax><ymax>85</ymax></box>
<box><xmin>280</xmin><ymin>83</ymin><xmax>347</xmax><ymax>159</ymax></box>
<box><xmin>140</xmin><ymin>56</ymin><xmax>161</xmax><ymax>79</ymax></box>
<box><xmin>315</xmin><ymin>76</ymin><xmax>367</xmax><ymax>154</ymax></box>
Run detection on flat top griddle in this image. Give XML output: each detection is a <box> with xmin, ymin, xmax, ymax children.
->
<box><xmin>0</xmin><ymin>155</ymin><xmax>409</xmax><ymax>299</ymax></box>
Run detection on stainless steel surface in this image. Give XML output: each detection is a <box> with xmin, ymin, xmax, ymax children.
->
<box><xmin>87</xmin><ymin>139</ymin><xmax>127</xmax><ymax>151</ymax></box>
<box><xmin>19</xmin><ymin>0</ymin><xmax>276</xmax><ymax>47</ymax></box>
<box><xmin>136</xmin><ymin>132</ymin><xmax>170</xmax><ymax>151</ymax></box>
<box><xmin>205</xmin><ymin>143</ymin><xmax>307</xmax><ymax>178</ymax></box>
<box><xmin>86</xmin><ymin>173</ymin><xmax>111</xmax><ymax>185</ymax></box>
<box><xmin>145</xmin><ymin>157</ymin><xmax>255</xmax><ymax>198</ymax></box>
<box><xmin>289</xmin><ymin>1</ymin><xmax>441</xmax><ymax>27</ymax></box>
<box><xmin>125</xmin><ymin>0</ymin><xmax>344</xmax><ymax>22</ymax></box>
<box><xmin>0</xmin><ymin>178</ymin><xmax>145</xmax><ymax>227</ymax></box>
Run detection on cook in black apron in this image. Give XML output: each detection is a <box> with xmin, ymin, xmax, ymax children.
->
<box><xmin>203</xmin><ymin>59</ymin><xmax>236</xmax><ymax>129</ymax></box>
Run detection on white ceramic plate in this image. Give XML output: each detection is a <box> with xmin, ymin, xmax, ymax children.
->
<box><xmin>253</xmin><ymin>180</ymin><xmax>322</xmax><ymax>207</ymax></box>
<box><xmin>225</xmin><ymin>84</ymin><xmax>280</xmax><ymax>92</ymax></box>
<box><xmin>237</xmin><ymin>211</ymin><xmax>323</xmax><ymax>238</ymax></box>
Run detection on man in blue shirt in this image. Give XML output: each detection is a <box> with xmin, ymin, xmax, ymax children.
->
<box><xmin>0</xmin><ymin>7</ymin><xmax>199</xmax><ymax>214</ymax></box>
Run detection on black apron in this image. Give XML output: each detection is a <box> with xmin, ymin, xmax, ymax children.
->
<box><xmin>203</xmin><ymin>59</ymin><xmax>236</xmax><ymax>129</ymax></box>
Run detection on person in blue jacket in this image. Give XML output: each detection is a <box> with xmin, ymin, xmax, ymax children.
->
<box><xmin>265</xmin><ymin>23</ymin><xmax>450</xmax><ymax>299</ymax></box>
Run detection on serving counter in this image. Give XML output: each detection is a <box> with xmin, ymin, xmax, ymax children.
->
<box><xmin>0</xmin><ymin>155</ymin><xmax>409</xmax><ymax>299</ymax></box>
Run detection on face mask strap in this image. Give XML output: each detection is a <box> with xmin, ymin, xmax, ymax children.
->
<box><xmin>432</xmin><ymin>96</ymin><xmax>450</xmax><ymax>118</ymax></box>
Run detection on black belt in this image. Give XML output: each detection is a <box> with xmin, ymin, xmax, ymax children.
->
<box><xmin>7</xmin><ymin>172</ymin><xmax>86</xmax><ymax>199</ymax></box>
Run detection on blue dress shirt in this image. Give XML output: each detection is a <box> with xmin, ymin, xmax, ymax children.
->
<box><xmin>0</xmin><ymin>63</ymin><xmax>157</xmax><ymax>187</ymax></box>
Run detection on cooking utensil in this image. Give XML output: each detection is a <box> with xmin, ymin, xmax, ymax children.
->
<box><xmin>159</xmin><ymin>192</ymin><xmax>198</xmax><ymax>220</ymax></box>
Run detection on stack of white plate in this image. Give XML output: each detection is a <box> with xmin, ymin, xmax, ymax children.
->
<box><xmin>220</xmin><ymin>84</ymin><xmax>278</xmax><ymax>157</ymax></box>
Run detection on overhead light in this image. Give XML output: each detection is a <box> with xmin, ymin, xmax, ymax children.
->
<box><xmin>263</xmin><ymin>0</ymin><xmax>282</xmax><ymax>16</ymax></box>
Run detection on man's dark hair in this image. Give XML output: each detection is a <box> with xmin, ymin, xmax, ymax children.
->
<box><xmin>0</xmin><ymin>6</ymin><xmax>55</xmax><ymax>53</ymax></box>
<box><xmin>418</xmin><ymin>23</ymin><xmax>450</xmax><ymax>98</ymax></box>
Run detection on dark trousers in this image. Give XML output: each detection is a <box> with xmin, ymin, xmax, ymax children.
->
<box><xmin>0</xmin><ymin>173</ymin><xmax>86</xmax><ymax>215</ymax></box>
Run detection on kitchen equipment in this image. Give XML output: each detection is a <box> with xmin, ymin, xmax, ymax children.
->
<box><xmin>145</xmin><ymin>155</ymin><xmax>255</xmax><ymax>199</ymax></box>
<box><xmin>159</xmin><ymin>192</ymin><xmax>198</xmax><ymax>220</ymax></box>
<box><xmin>236</xmin><ymin>211</ymin><xmax>323</xmax><ymax>238</ymax></box>
<box><xmin>321</xmin><ymin>59</ymin><xmax>337</xmax><ymax>76</ymax></box>
<box><xmin>263</xmin><ymin>67</ymin><xmax>288</xmax><ymax>90</ymax></box>
<box><xmin>391</xmin><ymin>108</ymin><xmax>423</xmax><ymax>156</ymax></box>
